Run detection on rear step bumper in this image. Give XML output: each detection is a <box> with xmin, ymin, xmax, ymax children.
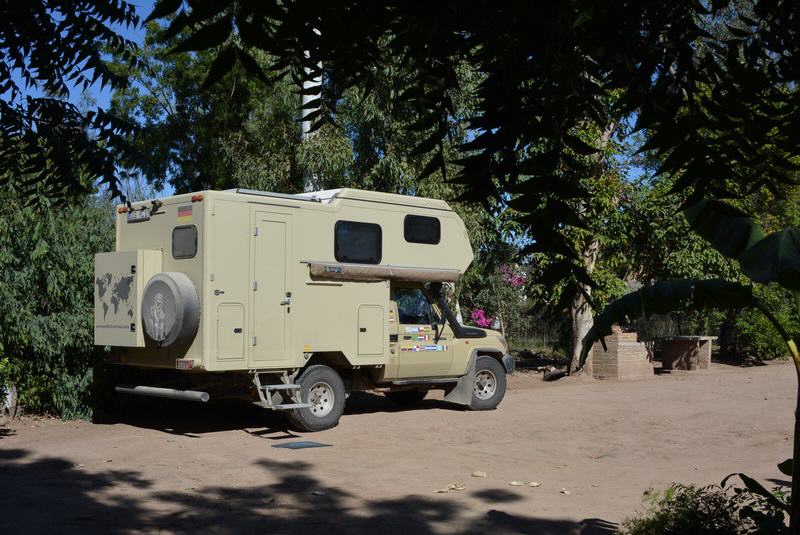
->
<box><xmin>115</xmin><ymin>385</ymin><xmax>210</xmax><ymax>403</ymax></box>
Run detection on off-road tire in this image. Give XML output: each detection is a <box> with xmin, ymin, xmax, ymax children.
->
<box><xmin>470</xmin><ymin>356</ymin><xmax>507</xmax><ymax>410</ymax></box>
<box><xmin>287</xmin><ymin>365</ymin><xmax>346</xmax><ymax>432</ymax></box>
<box><xmin>384</xmin><ymin>388</ymin><xmax>427</xmax><ymax>406</ymax></box>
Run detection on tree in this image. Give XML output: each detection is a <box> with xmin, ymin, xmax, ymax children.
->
<box><xmin>110</xmin><ymin>22</ymin><xmax>303</xmax><ymax>194</ymax></box>
<box><xmin>112</xmin><ymin>19</ymin><xmax>507</xmax><ymax>265</ymax></box>
<box><xmin>0</xmin><ymin>1</ymin><xmax>139</xmax><ymax>200</ymax></box>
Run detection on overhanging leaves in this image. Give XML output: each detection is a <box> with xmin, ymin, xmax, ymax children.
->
<box><xmin>684</xmin><ymin>198</ymin><xmax>800</xmax><ymax>290</ymax></box>
<box><xmin>578</xmin><ymin>279</ymin><xmax>763</xmax><ymax>369</ymax></box>
<box><xmin>136</xmin><ymin>0</ymin><xmax>800</xmax><ymax>299</ymax></box>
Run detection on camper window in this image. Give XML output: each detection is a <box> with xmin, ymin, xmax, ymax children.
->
<box><xmin>393</xmin><ymin>288</ymin><xmax>433</xmax><ymax>325</ymax></box>
<box><xmin>334</xmin><ymin>221</ymin><xmax>382</xmax><ymax>264</ymax></box>
<box><xmin>404</xmin><ymin>215</ymin><xmax>440</xmax><ymax>244</ymax></box>
<box><xmin>172</xmin><ymin>225</ymin><xmax>197</xmax><ymax>259</ymax></box>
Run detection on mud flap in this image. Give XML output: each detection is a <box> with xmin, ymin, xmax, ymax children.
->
<box><xmin>443</xmin><ymin>353</ymin><xmax>477</xmax><ymax>406</ymax></box>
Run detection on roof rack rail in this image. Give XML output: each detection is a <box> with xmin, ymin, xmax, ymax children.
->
<box><xmin>224</xmin><ymin>188</ymin><xmax>323</xmax><ymax>203</ymax></box>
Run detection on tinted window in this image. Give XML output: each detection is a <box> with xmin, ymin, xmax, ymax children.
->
<box><xmin>172</xmin><ymin>225</ymin><xmax>197</xmax><ymax>259</ymax></box>
<box><xmin>404</xmin><ymin>215</ymin><xmax>440</xmax><ymax>244</ymax></box>
<box><xmin>334</xmin><ymin>221</ymin><xmax>382</xmax><ymax>264</ymax></box>
<box><xmin>393</xmin><ymin>288</ymin><xmax>433</xmax><ymax>324</ymax></box>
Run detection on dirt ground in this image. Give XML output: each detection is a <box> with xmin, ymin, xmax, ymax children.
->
<box><xmin>1</xmin><ymin>361</ymin><xmax>795</xmax><ymax>534</ymax></box>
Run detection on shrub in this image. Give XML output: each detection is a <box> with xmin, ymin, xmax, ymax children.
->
<box><xmin>733</xmin><ymin>284</ymin><xmax>798</xmax><ymax>360</ymax></box>
<box><xmin>623</xmin><ymin>484</ymin><xmax>741</xmax><ymax>534</ymax></box>
<box><xmin>623</xmin><ymin>468</ymin><xmax>789</xmax><ymax>535</ymax></box>
<box><xmin>0</xmin><ymin>191</ymin><xmax>113</xmax><ymax>419</ymax></box>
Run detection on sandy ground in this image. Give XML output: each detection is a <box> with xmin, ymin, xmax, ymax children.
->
<box><xmin>0</xmin><ymin>361</ymin><xmax>795</xmax><ymax>534</ymax></box>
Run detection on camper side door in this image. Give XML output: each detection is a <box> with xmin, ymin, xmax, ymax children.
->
<box><xmin>392</xmin><ymin>284</ymin><xmax>453</xmax><ymax>378</ymax></box>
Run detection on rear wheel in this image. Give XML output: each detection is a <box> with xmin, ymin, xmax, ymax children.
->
<box><xmin>287</xmin><ymin>365</ymin><xmax>346</xmax><ymax>432</ymax></box>
<box><xmin>470</xmin><ymin>356</ymin><xmax>507</xmax><ymax>410</ymax></box>
<box><xmin>384</xmin><ymin>388</ymin><xmax>427</xmax><ymax>406</ymax></box>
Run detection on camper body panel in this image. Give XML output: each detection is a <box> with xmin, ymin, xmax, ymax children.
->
<box><xmin>111</xmin><ymin>193</ymin><xmax>205</xmax><ymax>369</ymax></box>
<box><xmin>99</xmin><ymin>188</ymin><xmax>496</xmax><ymax>379</ymax></box>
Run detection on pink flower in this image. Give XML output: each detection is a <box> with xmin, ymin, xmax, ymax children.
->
<box><xmin>470</xmin><ymin>308</ymin><xmax>493</xmax><ymax>328</ymax></box>
<box><xmin>500</xmin><ymin>264</ymin><xmax>526</xmax><ymax>288</ymax></box>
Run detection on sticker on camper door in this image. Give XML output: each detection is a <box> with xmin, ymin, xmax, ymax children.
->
<box><xmin>177</xmin><ymin>205</ymin><xmax>192</xmax><ymax>222</ymax></box>
<box><xmin>400</xmin><ymin>345</ymin><xmax>448</xmax><ymax>352</ymax></box>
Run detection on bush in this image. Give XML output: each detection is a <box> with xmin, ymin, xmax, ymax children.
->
<box><xmin>734</xmin><ymin>284</ymin><xmax>798</xmax><ymax>360</ymax></box>
<box><xmin>623</xmin><ymin>484</ymin><xmax>741</xmax><ymax>534</ymax></box>
<box><xmin>0</xmin><ymin>191</ymin><xmax>113</xmax><ymax>419</ymax></box>
<box><xmin>623</xmin><ymin>469</ymin><xmax>789</xmax><ymax>535</ymax></box>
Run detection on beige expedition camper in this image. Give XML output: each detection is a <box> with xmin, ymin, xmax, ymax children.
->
<box><xmin>95</xmin><ymin>188</ymin><xmax>513</xmax><ymax>431</ymax></box>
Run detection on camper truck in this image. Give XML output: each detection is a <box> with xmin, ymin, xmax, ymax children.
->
<box><xmin>94</xmin><ymin>188</ymin><xmax>513</xmax><ymax>431</ymax></box>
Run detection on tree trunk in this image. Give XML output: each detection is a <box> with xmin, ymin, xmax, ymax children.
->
<box><xmin>567</xmin><ymin>119</ymin><xmax>616</xmax><ymax>376</ymax></box>
<box><xmin>569</xmin><ymin>237</ymin><xmax>599</xmax><ymax>375</ymax></box>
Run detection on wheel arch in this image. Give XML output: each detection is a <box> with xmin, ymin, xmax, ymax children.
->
<box><xmin>473</xmin><ymin>348</ymin><xmax>503</xmax><ymax>360</ymax></box>
<box><xmin>304</xmin><ymin>351</ymin><xmax>352</xmax><ymax>371</ymax></box>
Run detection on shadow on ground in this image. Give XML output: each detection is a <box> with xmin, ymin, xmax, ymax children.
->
<box><xmin>98</xmin><ymin>391</ymin><xmax>466</xmax><ymax>437</ymax></box>
<box><xmin>0</xmin><ymin>447</ymin><xmax>617</xmax><ymax>534</ymax></box>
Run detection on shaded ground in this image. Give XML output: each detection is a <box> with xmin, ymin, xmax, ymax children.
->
<box><xmin>1</xmin><ymin>362</ymin><xmax>794</xmax><ymax>534</ymax></box>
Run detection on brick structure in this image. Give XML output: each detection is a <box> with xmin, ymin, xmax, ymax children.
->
<box><xmin>591</xmin><ymin>327</ymin><xmax>654</xmax><ymax>380</ymax></box>
<box><xmin>661</xmin><ymin>336</ymin><xmax>715</xmax><ymax>370</ymax></box>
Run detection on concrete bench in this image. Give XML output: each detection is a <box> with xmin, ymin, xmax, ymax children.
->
<box><xmin>660</xmin><ymin>336</ymin><xmax>717</xmax><ymax>370</ymax></box>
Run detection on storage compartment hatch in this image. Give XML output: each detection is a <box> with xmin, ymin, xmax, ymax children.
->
<box><xmin>94</xmin><ymin>250</ymin><xmax>163</xmax><ymax>347</ymax></box>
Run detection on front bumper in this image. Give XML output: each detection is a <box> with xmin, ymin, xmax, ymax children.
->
<box><xmin>502</xmin><ymin>354</ymin><xmax>515</xmax><ymax>374</ymax></box>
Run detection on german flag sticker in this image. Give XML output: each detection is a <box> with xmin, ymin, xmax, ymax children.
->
<box><xmin>177</xmin><ymin>205</ymin><xmax>192</xmax><ymax>222</ymax></box>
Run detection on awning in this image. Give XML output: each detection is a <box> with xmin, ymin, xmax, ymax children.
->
<box><xmin>306</xmin><ymin>261</ymin><xmax>461</xmax><ymax>283</ymax></box>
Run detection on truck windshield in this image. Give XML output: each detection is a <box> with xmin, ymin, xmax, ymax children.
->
<box><xmin>393</xmin><ymin>288</ymin><xmax>433</xmax><ymax>325</ymax></box>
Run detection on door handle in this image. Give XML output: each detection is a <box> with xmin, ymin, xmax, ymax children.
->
<box><xmin>214</xmin><ymin>289</ymin><xmax>225</xmax><ymax>295</ymax></box>
<box><xmin>280</xmin><ymin>298</ymin><xmax>291</xmax><ymax>306</ymax></box>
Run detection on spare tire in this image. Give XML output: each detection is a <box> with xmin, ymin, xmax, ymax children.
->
<box><xmin>141</xmin><ymin>272</ymin><xmax>199</xmax><ymax>347</ymax></box>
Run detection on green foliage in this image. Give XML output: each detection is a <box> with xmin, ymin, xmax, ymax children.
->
<box><xmin>685</xmin><ymin>198</ymin><xmax>800</xmax><ymax>291</ymax></box>
<box><xmin>111</xmin><ymin>23</ymin><xmax>302</xmax><ymax>193</ymax></box>
<box><xmin>584</xmin><ymin>186</ymin><xmax>800</xmax><ymax>363</ymax></box>
<box><xmin>0</xmin><ymin>356</ymin><xmax>10</xmax><ymax>405</ymax></box>
<box><xmin>734</xmin><ymin>285</ymin><xmax>800</xmax><ymax>360</ymax></box>
<box><xmin>147</xmin><ymin>0</ymin><xmax>800</xmax><ymax>293</ymax></box>
<box><xmin>458</xmin><ymin>244</ymin><xmax>533</xmax><ymax>341</ymax></box>
<box><xmin>722</xmin><ymin>469</ymin><xmax>790</xmax><ymax>533</ymax></box>
<box><xmin>622</xmin><ymin>484</ymin><xmax>743</xmax><ymax>534</ymax></box>
<box><xmin>0</xmin><ymin>190</ymin><xmax>113</xmax><ymax>419</ymax></box>
<box><xmin>625</xmin><ymin>186</ymin><xmax>740</xmax><ymax>283</ymax></box>
<box><xmin>0</xmin><ymin>1</ymin><xmax>139</xmax><ymax>200</ymax></box>
<box><xmin>623</xmin><ymin>467</ymin><xmax>790</xmax><ymax>535</ymax></box>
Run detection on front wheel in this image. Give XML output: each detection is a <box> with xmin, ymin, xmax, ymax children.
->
<box><xmin>287</xmin><ymin>365</ymin><xmax>346</xmax><ymax>432</ymax></box>
<box><xmin>470</xmin><ymin>356</ymin><xmax>507</xmax><ymax>410</ymax></box>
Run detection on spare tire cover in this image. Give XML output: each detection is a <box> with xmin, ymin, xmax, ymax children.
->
<box><xmin>141</xmin><ymin>272</ymin><xmax>200</xmax><ymax>347</ymax></box>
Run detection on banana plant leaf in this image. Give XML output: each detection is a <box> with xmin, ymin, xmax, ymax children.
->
<box><xmin>577</xmin><ymin>279</ymin><xmax>780</xmax><ymax>370</ymax></box>
<box><xmin>683</xmin><ymin>198</ymin><xmax>800</xmax><ymax>290</ymax></box>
